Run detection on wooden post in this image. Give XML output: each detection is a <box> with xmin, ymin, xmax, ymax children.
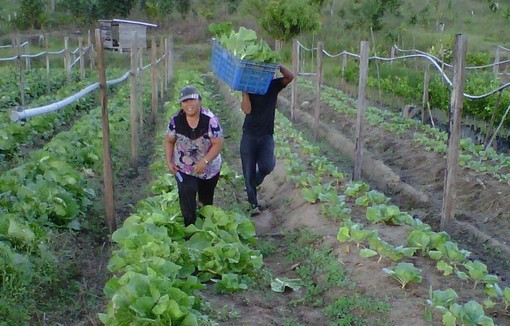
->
<box><xmin>25</xmin><ymin>41</ymin><xmax>30</xmax><ymax>69</ymax></box>
<box><xmin>78</xmin><ymin>37</ymin><xmax>85</xmax><ymax>79</ymax></box>
<box><xmin>45</xmin><ymin>33</ymin><xmax>50</xmax><ymax>95</ymax></box>
<box><xmin>493</xmin><ymin>46</ymin><xmax>500</xmax><ymax>79</ymax></box>
<box><xmin>88</xmin><ymin>30</ymin><xmax>95</xmax><ymax>69</ymax></box>
<box><xmin>94</xmin><ymin>29</ymin><xmax>117</xmax><ymax>235</ymax></box>
<box><xmin>291</xmin><ymin>39</ymin><xmax>298</xmax><ymax>122</ymax></box>
<box><xmin>352</xmin><ymin>41</ymin><xmax>369</xmax><ymax>181</ymax></box>
<box><xmin>341</xmin><ymin>53</ymin><xmax>347</xmax><ymax>82</ymax></box>
<box><xmin>130</xmin><ymin>32</ymin><xmax>139</xmax><ymax>171</ymax></box>
<box><xmin>164</xmin><ymin>38</ymin><xmax>169</xmax><ymax>88</ymax></box>
<box><xmin>138</xmin><ymin>47</ymin><xmax>143</xmax><ymax>69</ymax></box>
<box><xmin>314</xmin><ymin>42</ymin><xmax>324</xmax><ymax>140</ymax></box>
<box><xmin>138</xmin><ymin>46</ymin><xmax>144</xmax><ymax>131</ymax></box>
<box><xmin>159</xmin><ymin>36</ymin><xmax>165</xmax><ymax>99</ymax></box>
<box><xmin>441</xmin><ymin>34</ymin><xmax>467</xmax><ymax>232</ymax></box>
<box><xmin>390</xmin><ymin>45</ymin><xmax>395</xmax><ymax>65</ymax></box>
<box><xmin>167</xmin><ymin>36</ymin><xmax>174</xmax><ymax>82</ymax></box>
<box><xmin>17</xmin><ymin>35</ymin><xmax>26</xmax><ymax>107</ymax></box>
<box><xmin>422</xmin><ymin>62</ymin><xmax>431</xmax><ymax>124</ymax></box>
<box><xmin>64</xmin><ymin>36</ymin><xmax>71</xmax><ymax>85</ymax></box>
<box><xmin>151</xmin><ymin>36</ymin><xmax>158</xmax><ymax>123</ymax></box>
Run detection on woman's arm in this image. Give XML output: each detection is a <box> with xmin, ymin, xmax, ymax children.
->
<box><xmin>194</xmin><ymin>137</ymin><xmax>224</xmax><ymax>174</ymax></box>
<box><xmin>164</xmin><ymin>133</ymin><xmax>178</xmax><ymax>174</ymax></box>
<box><xmin>241</xmin><ymin>92</ymin><xmax>252</xmax><ymax>115</ymax></box>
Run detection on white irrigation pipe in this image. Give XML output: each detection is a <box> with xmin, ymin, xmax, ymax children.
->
<box><xmin>497</xmin><ymin>45</ymin><xmax>510</xmax><ymax>52</ymax></box>
<box><xmin>0</xmin><ymin>46</ymin><xmax>88</xmax><ymax>61</ymax></box>
<box><xmin>393</xmin><ymin>45</ymin><xmax>510</xmax><ymax>70</ymax></box>
<box><xmin>297</xmin><ymin>41</ymin><xmax>510</xmax><ymax>100</ymax></box>
<box><xmin>10</xmin><ymin>71</ymin><xmax>130</xmax><ymax>122</ymax></box>
<box><xmin>0</xmin><ymin>41</ymin><xmax>29</xmax><ymax>49</ymax></box>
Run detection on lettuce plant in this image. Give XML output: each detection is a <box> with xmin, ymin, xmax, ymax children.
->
<box><xmin>382</xmin><ymin>262</ymin><xmax>422</xmax><ymax>289</ymax></box>
<box><xmin>366</xmin><ymin>204</ymin><xmax>414</xmax><ymax>225</ymax></box>
<box><xmin>461</xmin><ymin>260</ymin><xmax>499</xmax><ymax>289</ymax></box>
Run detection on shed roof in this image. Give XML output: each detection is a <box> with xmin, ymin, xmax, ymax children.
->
<box><xmin>98</xmin><ymin>19</ymin><xmax>158</xmax><ymax>28</ymax></box>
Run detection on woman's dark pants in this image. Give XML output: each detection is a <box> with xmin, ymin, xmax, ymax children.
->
<box><xmin>175</xmin><ymin>172</ymin><xmax>220</xmax><ymax>226</ymax></box>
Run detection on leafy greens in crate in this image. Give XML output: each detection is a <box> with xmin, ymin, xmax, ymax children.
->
<box><xmin>214</xmin><ymin>26</ymin><xmax>280</xmax><ymax>64</ymax></box>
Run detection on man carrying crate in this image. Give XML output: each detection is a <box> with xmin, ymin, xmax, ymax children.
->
<box><xmin>240</xmin><ymin>65</ymin><xmax>294</xmax><ymax>215</ymax></box>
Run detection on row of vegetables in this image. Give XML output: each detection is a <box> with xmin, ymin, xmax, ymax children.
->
<box><xmin>0</xmin><ymin>65</ymin><xmax>151</xmax><ymax>323</ymax></box>
<box><xmin>299</xmin><ymin>79</ymin><xmax>510</xmax><ymax>184</ymax></box>
<box><xmin>0</xmin><ymin>67</ymin><xmax>120</xmax><ymax>172</ymax></box>
<box><xmin>99</xmin><ymin>70</ymin><xmax>263</xmax><ymax>325</ymax></box>
<box><xmin>273</xmin><ymin>111</ymin><xmax>509</xmax><ymax>325</ymax></box>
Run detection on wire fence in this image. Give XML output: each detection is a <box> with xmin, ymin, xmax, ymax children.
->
<box><xmin>296</xmin><ymin>40</ymin><xmax>510</xmax><ymax>101</ymax></box>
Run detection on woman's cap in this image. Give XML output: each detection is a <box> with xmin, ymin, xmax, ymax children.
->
<box><xmin>178</xmin><ymin>85</ymin><xmax>201</xmax><ymax>102</ymax></box>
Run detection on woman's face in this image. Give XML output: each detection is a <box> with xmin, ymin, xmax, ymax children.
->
<box><xmin>181</xmin><ymin>98</ymin><xmax>200</xmax><ymax>117</ymax></box>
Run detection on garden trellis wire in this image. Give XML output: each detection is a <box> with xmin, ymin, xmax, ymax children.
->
<box><xmin>296</xmin><ymin>40</ymin><xmax>510</xmax><ymax>100</ymax></box>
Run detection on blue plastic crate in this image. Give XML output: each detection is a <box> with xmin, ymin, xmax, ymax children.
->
<box><xmin>210</xmin><ymin>38</ymin><xmax>278</xmax><ymax>95</ymax></box>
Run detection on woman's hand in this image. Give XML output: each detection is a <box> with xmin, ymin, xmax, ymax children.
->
<box><xmin>168</xmin><ymin>162</ymin><xmax>178</xmax><ymax>174</ymax></box>
<box><xmin>193</xmin><ymin>159</ymin><xmax>208</xmax><ymax>174</ymax></box>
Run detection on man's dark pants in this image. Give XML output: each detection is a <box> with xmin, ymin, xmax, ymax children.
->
<box><xmin>240</xmin><ymin>134</ymin><xmax>275</xmax><ymax>207</ymax></box>
<box><xmin>175</xmin><ymin>172</ymin><xmax>220</xmax><ymax>226</ymax></box>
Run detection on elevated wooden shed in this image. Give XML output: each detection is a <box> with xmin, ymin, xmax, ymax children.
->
<box><xmin>98</xmin><ymin>19</ymin><xmax>157</xmax><ymax>52</ymax></box>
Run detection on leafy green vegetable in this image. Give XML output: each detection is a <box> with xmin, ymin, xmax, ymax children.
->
<box><xmin>448</xmin><ymin>301</ymin><xmax>494</xmax><ymax>326</ymax></box>
<box><xmin>271</xmin><ymin>277</ymin><xmax>302</xmax><ymax>293</ymax></box>
<box><xmin>382</xmin><ymin>262</ymin><xmax>422</xmax><ymax>288</ymax></box>
<box><xmin>366</xmin><ymin>204</ymin><xmax>414</xmax><ymax>225</ymax></box>
<box><xmin>216</xmin><ymin>27</ymin><xmax>280</xmax><ymax>63</ymax></box>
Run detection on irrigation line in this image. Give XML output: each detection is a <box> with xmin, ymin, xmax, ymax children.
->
<box><xmin>297</xmin><ymin>41</ymin><xmax>510</xmax><ymax>100</ymax></box>
<box><xmin>497</xmin><ymin>45</ymin><xmax>510</xmax><ymax>52</ymax></box>
<box><xmin>0</xmin><ymin>46</ymin><xmax>90</xmax><ymax>61</ymax></box>
<box><xmin>10</xmin><ymin>71</ymin><xmax>130</xmax><ymax>122</ymax></box>
<box><xmin>393</xmin><ymin>45</ymin><xmax>510</xmax><ymax>70</ymax></box>
<box><xmin>0</xmin><ymin>41</ymin><xmax>28</xmax><ymax>49</ymax></box>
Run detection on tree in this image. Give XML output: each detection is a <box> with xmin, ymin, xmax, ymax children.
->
<box><xmin>244</xmin><ymin>0</ymin><xmax>321</xmax><ymax>42</ymax></box>
<box><xmin>15</xmin><ymin>0</ymin><xmax>46</xmax><ymax>30</ymax></box>
<box><xmin>344</xmin><ymin>0</ymin><xmax>401</xmax><ymax>32</ymax></box>
<box><xmin>98</xmin><ymin>0</ymin><xmax>137</xmax><ymax>18</ymax></box>
<box><xmin>175</xmin><ymin>0</ymin><xmax>191</xmax><ymax>18</ymax></box>
<box><xmin>143</xmin><ymin>0</ymin><xmax>174</xmax><ymax>22</ymax></box>
<box><xmin>61</xmin><ymin>0</ymin><xmax>101</xmax><ymax>25</ymax></box>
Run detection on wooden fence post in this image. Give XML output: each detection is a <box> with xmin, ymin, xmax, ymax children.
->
<box><xmin>291</xmin><ymin>39</ymin><xmax>298</xmax><ymax>122</ymax></box>
<box><xmin>88</xmin><ymin>30</ymin><xmax>95</xmax><ymax>69</ymax></box>
<box><xmin>352</xmin><ymin>41</ymin><xmax>369</xmax><ymax>181</ymax></box>
<box><xmin>422</xmin><ymin>62</ymin><xmax>431</xmax><ymax>125</ymax></box>
<box><xmin>95</xmin><ymin>29</ymin><xmax>117</xmax><ymax>235</ymax></box>
<box><xmin>130</xmin><ymin>32</ymin><xmax>139</xmax><ymax>171</ymax></box>
<box><xmin>441</xmin><ymin>34</ymin><xmax>467</xmax><ymax>232</ymax></box>
<box><xmin>341</xmin><ymin>53</ymin><xmax>347</xmax><ymax>83</ymax></box>
<box><xmin>25</xmin><ymin>40</ymin><xmax>30</xmax><ymax>69</ymax></box>
<box><xmin>151</xmin><ymin>36</ymin><xmax>158</xmax><ymax>124</ymax></box>
<box><xmin>159</xmin><ymin>36</ymin><xmax>165</xmax><ymax>99</ymax></box>
<box><xmin>314</xmin><ymin>42</ymin><xmax>324</xmax><ymax>140</ymax></box>
<box><xmin>17</xmin><ymin>34</ymin><xmax>26</xmax><ymax>107</ymax></box>
<box><xmin>45</xmin><ymin>33</ymin><xmax>50</xmax><ymax>95</ymax></box>
<box><xmin>167</xmin><ymin>36</ymin><xmax>174</xmax><ymax>82</ymax></box>
<box><xmin>164</xmin><ymin>37</ymin><xmax>169</xmax><ymax>88</ymax></box>
<box><xmin>79</xmin><ymin>36</ymin><xmax>85</xmax><ymax>79</ymax></box>
<box><xmin>64</xmin><ymin>36</ymin><xmax>71</xmax><ymax>85</ymax></box>
<box><xmin>493</xmin><ymin>46</ymin><xmax>500</xmax><ymax>79</ymax></box>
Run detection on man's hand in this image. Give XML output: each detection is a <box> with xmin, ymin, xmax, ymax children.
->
<box><xmin>241</xmin><ymin>92</ymin><xmax>252</xmax><ymax>114</ymax></box>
